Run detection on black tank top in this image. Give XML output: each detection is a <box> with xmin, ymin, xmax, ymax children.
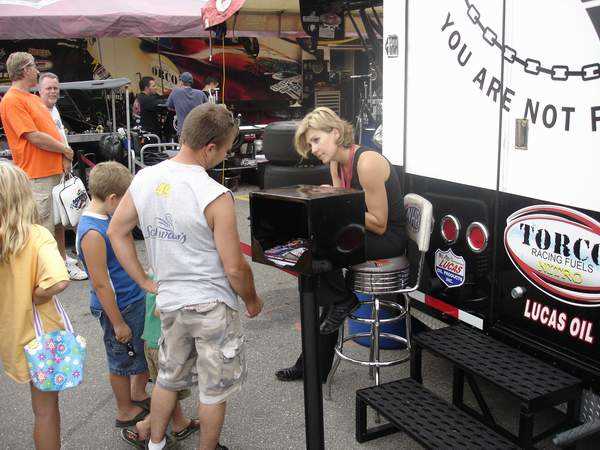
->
<box><xmin>342</xmin><ymin>147</ymin><xmax>405</xmax><ymax>242</ymax></box>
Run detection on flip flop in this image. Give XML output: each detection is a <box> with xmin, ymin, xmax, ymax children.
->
<box><xmin>120</xmin><ymin>429</ymin><xmax>146</xmax><ymax>449</ymax></box>
<box><xmin>115</xmin><ymin>409</ymin><xmax>149</xmax><ymax>428</ymax></box>
<box><xmin>171</xmin><ymin>418</ymin><xmax>200</xmax><ymax>441</ymax></box>
<box><xmin>131</xmin><ymin>397</ymin><xmax>151</xmax><ymax>411</ymax></box>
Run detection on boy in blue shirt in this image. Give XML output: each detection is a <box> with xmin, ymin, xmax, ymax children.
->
<box><xmin>76</xmin><ymin>161</ymin><xmax>150</xmax><ymax>429</ymax></box>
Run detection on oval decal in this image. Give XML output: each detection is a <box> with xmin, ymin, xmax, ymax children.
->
<box><xmin>504</xmin><ymin>205</ymin><xmax>600</xmax><ymax>307</ymax></box>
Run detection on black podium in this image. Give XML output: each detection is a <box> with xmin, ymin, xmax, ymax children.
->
<box><xmin>250</xmin><ymin>185</ymin><xmax>365</xmax><ymax>449</ymax></box>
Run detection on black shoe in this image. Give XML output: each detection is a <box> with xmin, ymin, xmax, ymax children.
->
<box><xmin>275</xmin><ymin>365</ymin><xmax>303</xmax><ymax>381</ymax></box>
<box><xmin>320</xmin><ymin>295</ymin><xmax>360</xmax><ymax>335</ymax></box>
<box><xmin>275</xmin><ymin>365</ymin><xmax>331</xmax><ymax>384</ymax></box>
<box><xmin>216</xmin><ymin>444</ymin><xmax>229</xmax><ymax>450</ymax></box>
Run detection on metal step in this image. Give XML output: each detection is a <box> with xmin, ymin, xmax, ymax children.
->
<box><xmin>414</xmin><ymin>324</ymin><xmax>582</xmax><ymax>408</ymax></box>
<box><xmin>356</xmin><ymin>378</ymin><xmax>518</xmax><ymax>449</ymax></box>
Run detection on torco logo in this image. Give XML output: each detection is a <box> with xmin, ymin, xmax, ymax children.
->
<box><xmin>504</xmin><ymin>205</ymin><xmax>600</xmax><ymax>307</ymax></box>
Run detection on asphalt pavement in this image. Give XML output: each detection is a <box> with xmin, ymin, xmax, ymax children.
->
<box><xmin>0</xmin><ymin>185</ymin><xmax>563</xmax><ymax>449</ymax></box>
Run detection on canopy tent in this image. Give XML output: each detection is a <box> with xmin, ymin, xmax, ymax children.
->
<box><xmin>0</xmin><ymin>0</ymin><xmax>211</xmax><ymax>39</ymax></box>
<box><xmin>0</xmin><ymin>0</ymin><xmax>380</xmax><ymax>40</ymax></box>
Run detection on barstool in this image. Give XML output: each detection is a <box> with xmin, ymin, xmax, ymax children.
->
<box><xmin>325</xmin><ymin>193</ymin><xmax>434</xmax><ymax>399</ymax></box>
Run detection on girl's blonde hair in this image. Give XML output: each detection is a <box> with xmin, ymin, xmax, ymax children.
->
<box><xmin>0</xmin><ymin>162</ymin><xmax>38</xmax><ymax>263</ymax></box>
<box><xmin>294</xmin><ymin>107</ymin><xmax>354</xmax><ymax>158</ymax></box>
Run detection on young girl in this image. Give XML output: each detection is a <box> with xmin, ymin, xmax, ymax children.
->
<box><xmin>0</xmin><ymin>162</ymin><xmax>70</xmax><ymax>450</ymax></box>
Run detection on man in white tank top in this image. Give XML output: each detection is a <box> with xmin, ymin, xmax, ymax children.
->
<box><xmin>108</xmin><ymin>103</ymin><xmax>263</xmax><ymax>450</ymax></box>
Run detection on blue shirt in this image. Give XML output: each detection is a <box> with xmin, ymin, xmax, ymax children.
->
<box><xmin>166</xmin><ymin>87</ymin><xmax>207</xmax><ymax>134</ymax></box>
<box><xmin>76</xmin><ymin>212</ymin><xmax>144</xmax><ymax>311</ymax></box>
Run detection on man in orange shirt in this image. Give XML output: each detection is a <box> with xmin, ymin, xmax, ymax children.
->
<box><xmin>0</xmin><ymin>52</ymin><xmax>73</xmax><ymax>235</ymax></box>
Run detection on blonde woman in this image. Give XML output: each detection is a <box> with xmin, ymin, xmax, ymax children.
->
<box><xmin>0</xmin><ymin>162</ymin><xmax>70</xmax><ymax>450</ymax></box>
<box><xmin>276</xmin><ymin>107</ymin><xmax>406</xmax><ymax>382</ymax></box>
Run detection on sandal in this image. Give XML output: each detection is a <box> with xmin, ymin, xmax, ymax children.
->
<box><xmin>131</xmin><ymin>397</ymin><xmax>151</xmax><ymax>411</ymax></box>
<box><xmin>120</xmin><ymin>429</ymin><xmax>146</xmax><ymax>449</ymax></box>
<box><xmin>120</xmin><ymin>429</ymin><xmax>179</xmax><ymax>449</ymax></box>
<box><xmin>171</xmin><ymin>418</ymin><xmax>200</xmax><ymax>441</ymax></box>
<box><xmin>115</xmin><ymin>409</ymin><xmax>149</xmax><ymax>428</ymax></box>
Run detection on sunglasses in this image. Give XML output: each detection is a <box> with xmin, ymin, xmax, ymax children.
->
<box><xmin>120</xmin><ymin>342</ymin><xmax>137</xmax><ymax>368</ymax></box>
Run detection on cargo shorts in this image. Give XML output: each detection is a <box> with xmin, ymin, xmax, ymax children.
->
<box><xmin>156</xmin><ymin>301</ymin><xmax>246</xmax><ymax>405</ymax></box>
<box><xmin>30</xmin><ymin>174</ymin><xmax>61</xmax><ymax>234</ymax></box>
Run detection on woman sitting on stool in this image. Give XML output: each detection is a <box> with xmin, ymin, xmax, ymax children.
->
<box><xmin>276</xmin><ymin>107</ymin><xmax>407</xmax><ymax>382</ymax></box>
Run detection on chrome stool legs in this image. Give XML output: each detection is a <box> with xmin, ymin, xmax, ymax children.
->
<box><xmin>325</xmin><ymin>293</ymin><xmax>411</xmax><ymax>401</ymax></box>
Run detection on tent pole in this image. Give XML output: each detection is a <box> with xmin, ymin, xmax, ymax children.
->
<box><xmin>96</xmin><ymin>38</ymin><xmax>104</xmax><ymax>66</ymax></box>
<box><xmin>125</xmin><ymin>86</ymin><xmax>132</xmax><ymax>173</ymax></box>
<box><xmin>221</xmin><ymin>38</ymin><xmax>226</xmax><ymax>185</ymax></box>
<box><xmin>111</xmin><ymin>91</ymin><xmax>117</xmax><ymax>133</ymax></box>
<box><xmin>157</xmin><ymin>37</ymin><xmax>165</xmax><ymax>94</ymax></box>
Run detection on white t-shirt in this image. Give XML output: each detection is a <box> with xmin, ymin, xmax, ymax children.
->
<box><xmin>51</xmin><ymin>106</ymin><xmax>67</xmax><ymax>143</ymax></box>
<box><xmin>128</xmin><ymin>159</ymin><xmax>240</xmax><ymax>312</ymax></box>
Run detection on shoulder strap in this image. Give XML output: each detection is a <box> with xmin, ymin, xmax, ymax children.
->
<box><xmin>32</xmin><ymin>297</ymin><xmax>74</xmax><ymax>339</ymax></box>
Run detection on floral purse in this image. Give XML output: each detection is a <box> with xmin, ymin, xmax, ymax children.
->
<box><xmin>24</xmin><ymin>298</ymin><xmax>87</xmax><ymax>391</ymax></box>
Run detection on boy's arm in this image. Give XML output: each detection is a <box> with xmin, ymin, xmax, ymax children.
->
<box><xmin>107</xmin><ymin>191</ymin><xmax>157</xmax><ymax>294</ymax></box>
<box><xmin>205</xmin><ymin>193</ymin><xmax>263</xmax><ymax>318</ymax></box>
<box><xmin>81</xmin><ymin>230</ymin><xmax>132</xmax><ymax>343</ymax></box>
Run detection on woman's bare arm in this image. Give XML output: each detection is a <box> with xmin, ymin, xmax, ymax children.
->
<box><xmin>356</xmin><ymin>152</ymin><xmax>390</xmax><ymax>235</ymax></box>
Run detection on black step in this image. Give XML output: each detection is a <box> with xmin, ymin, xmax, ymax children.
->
<box><xmin>357</xmin><ymin>378</ymin><xmax>518</xmax><ymax>449</ymax></box>
<box><xmin>414</xmin><ymin>324</ymin><xmax>582</xmax><ymax>408</ymax></box>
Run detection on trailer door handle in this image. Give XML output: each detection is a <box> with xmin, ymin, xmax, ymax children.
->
<box><xmin>515</xmin><ymin>119</ymin><xmax>528</xmax><ymax>150</ymax></box>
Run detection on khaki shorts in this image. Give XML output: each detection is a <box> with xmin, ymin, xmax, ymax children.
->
<box><xmin>144</xmin><ymin>343</ymin><xmax>190</xmax><ymax>401</ymax></box>
<box><xmin>156</xmin><ymin>302</ymin><xmax>245</xmax><ymax>405</ymax></box>
<box><xmin>30</xmin><ymin>174</ymin><xmax>61</xmax><ymax>234</ymax></box>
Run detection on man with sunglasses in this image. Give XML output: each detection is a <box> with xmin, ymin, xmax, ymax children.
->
<box><xmin>0</xmin><ymin>52</ymin><xmax>74</xmax><ymax>235</ymax></box>
<box><xmin>109</xmin><ymin>103</ymin><xmax>263</xmax><ymax>450</ymax></box>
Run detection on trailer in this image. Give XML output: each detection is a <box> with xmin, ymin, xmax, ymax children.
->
<box><xmin>361</xmin><ymin>0</ymin><xmax>600</xmax><ymax>447</ymax></box>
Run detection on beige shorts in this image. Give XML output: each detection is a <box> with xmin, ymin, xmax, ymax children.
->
<box><xmin>144</xmin><ymin>343</ymin><xmax>190</xmax><ymax>401</ymax></box>
<box><xmin>30</xmin><ymin>174</ymin><xmax>61</xmax><ymax>234</ymax></box>
<box><xmin>156</xmin><ymin>302</ymin><xmax>245</xmax><ymax>405</ymax></box>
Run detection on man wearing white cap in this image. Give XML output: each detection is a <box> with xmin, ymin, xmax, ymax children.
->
<box><xmin>166</xmin><ymin>72</ymin><xmax>208</xmax><ymax>137</ymax></box>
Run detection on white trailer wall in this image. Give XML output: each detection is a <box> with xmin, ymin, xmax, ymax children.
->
<box><xmin>403</xmin><ymin>0</ymin><xmax>503</xmax><ymax>190</ymax></box>
<box><xmin>382</xmin><ymin>0</ymin><xmax>405</xmax><ymax>166</ymax></box>
<box><xmin>499</xmin><ymin>0</ymin><xmax>600</xmax><ymax>212</ymax></box>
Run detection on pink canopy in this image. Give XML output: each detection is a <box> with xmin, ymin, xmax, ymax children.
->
<box><xmin>0</xmin><ymin>0</ymin><xmax>210</xmax><ymax>39</ymax></box>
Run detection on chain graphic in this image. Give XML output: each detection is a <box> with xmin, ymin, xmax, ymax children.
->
<box><xmin>464</xmin><ymin>0</ymin><xmax>600</xmax><ymax>81</ymax></box>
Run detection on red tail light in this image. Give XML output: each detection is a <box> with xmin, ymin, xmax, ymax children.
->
<box><xmin>440</xmin><ymin>215</ymin><xmax>460</xmax><ymax>244</ymax></box>
<box><xmin>466</xmin><ymin>222</ymin><xmax>489</xmax><ymax>253</ymax></box>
